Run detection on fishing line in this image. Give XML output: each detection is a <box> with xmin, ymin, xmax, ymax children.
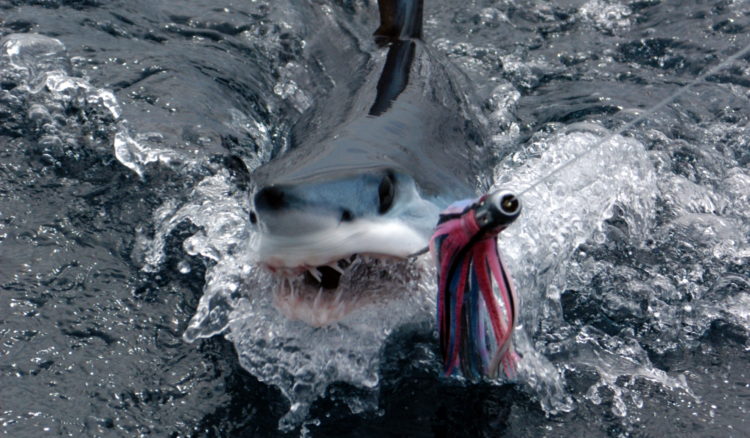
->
<box><xmin>517</xmin><ymin>39</ymin><xmax>750</xmax><ymax>197</ymax></box>
<box><xmin>408</xmin><ymin>39</ymin><xmax>750</xmax><ymax>261</ymax></box>
<box><xmin>426</xmin><ymin>38</ymin><xmax>750</xmax><ymax>378</ymax></box>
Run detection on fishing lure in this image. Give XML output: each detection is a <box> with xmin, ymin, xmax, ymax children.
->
<box><xmin>430</xmin><ymin>37</ymin><xmax>750</xmax><ymax>380</ymax></box>
<box><xmin>430</xmin><ymin>191</ymin><xmax>522</xmax><ymax>379</ymax></box>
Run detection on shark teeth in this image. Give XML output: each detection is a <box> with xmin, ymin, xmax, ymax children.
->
<box><xmin>308</xmin><ymin>267</ymin><xmax>323</xmax><ymax>282</ymax></box>
<box><xmin>300</xmin><ymin>254</ymin><xmax>358</xmax><ymax>290</ymax></box>
<box><xmin>271</xmin><ymin>254</ymin><xmax>391</xmax><ymax>327</ymax></box>
<box><xmin>328</xmin><ymin>263</ymin><xmax>345</xmax><ymax>275</ymax></box>
<box><xmin>273</xmin><ymin>277</ymin><xmax>361</xmax><ymax>327</ymax></box>
<box><xmin>269</xmin><ymin>254</ymin><xmax>411</xmax><ymax>327</ymax></box>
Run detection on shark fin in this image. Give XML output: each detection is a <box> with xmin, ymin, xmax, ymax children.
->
<box><xmin>374</xmin><ymin>0</ymin><xmax>423</xmax><ymax>41</ymax></box>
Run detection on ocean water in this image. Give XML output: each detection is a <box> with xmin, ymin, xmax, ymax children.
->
<box><xmin>1</xmin><ymin>0</ymin><xmax>749</xmax><ymax>436</ymax></box>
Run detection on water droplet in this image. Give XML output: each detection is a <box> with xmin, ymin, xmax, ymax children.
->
<box><xmin>177</xmin><ymin>261</ymin><xmax>191</xmax><ymax>274</ymax></box>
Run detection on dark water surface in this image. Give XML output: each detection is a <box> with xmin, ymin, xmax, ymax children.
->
<box><xmin>2</xmin><ymin>0</ymin><xmax>749</xmax><ymax>436</ymax></box>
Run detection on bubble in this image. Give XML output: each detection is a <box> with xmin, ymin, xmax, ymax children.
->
<box><xmin>177</xmin><ymin>261</ymin><xmax>191</xmax><ymax>274</ymax></box>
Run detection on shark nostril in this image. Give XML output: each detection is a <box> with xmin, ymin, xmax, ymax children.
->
<box><xmin>255</xmin><ymin>186</ymin><xmax>286</xmax><ymax>211</ymax></box>
<box><xmin>341</xmin><ymin>209</ymin><xmax>353</xmax><ymax>222</ymax></box>
<box><xmin>249</xmin><ymin>211</ymin><xmax>257</xmax><ymax>224</ymax></box>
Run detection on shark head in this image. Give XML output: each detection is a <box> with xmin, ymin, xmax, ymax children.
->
<box><xmin>251</xmin><ymin>168</ymin><xmax>448</xmax><ymax>326</ymax></box>
<box><xmin>246</xmin><ymin>7</ymin><xmax>484</xmax><ymax>326</ymax></box>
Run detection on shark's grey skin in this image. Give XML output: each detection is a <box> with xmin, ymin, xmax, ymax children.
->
<box><xmin>249</xmin><ymin>0</ymin><xmax>488</xmax><ymax>315</ymax></box>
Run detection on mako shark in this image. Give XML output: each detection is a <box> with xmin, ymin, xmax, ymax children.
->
<box><xmin>250</xmin><ymin>0</ymin><xmax>490</xmax><ymax>326</ymax></box>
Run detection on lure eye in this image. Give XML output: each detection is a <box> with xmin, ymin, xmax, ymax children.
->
<box><xmin>378</xmin><ymin>171</ymin><xmax>395</xmax><ymax>214</ymax></box>
<box><xmin>500</xmin><ymin>194</ymin><xmax>519</xmax><ymax>215</ymax></box>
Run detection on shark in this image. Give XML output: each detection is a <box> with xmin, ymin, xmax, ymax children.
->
<box><xmin>249</xmin><ymin>0</ymin><xmax>490</xmax><ymax>326</ymax></box>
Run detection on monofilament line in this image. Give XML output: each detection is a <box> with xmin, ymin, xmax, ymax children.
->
<box><xmin>518</xmin><ymin>40</ymin><xmax>750</xmax><ymax>197</ymax></box>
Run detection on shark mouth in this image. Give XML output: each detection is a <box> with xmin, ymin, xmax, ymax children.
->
<box><xmin>265</xmin><ymin>254</ymin><xmax>410</xmax><ymax>327</ymax></box>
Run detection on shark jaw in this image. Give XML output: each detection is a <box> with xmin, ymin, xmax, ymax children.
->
<box><xmin>250</xmin><ymin>167</ymin><xmax>454</xmax><ymax>327</ymax></box>
<box><xmin>259</xmin><ymin>218</ymin><xmax>430</xmax><ymax>327</ymax></box>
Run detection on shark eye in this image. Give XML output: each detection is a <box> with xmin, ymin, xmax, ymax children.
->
<box><xmin>378</xmin><ymin>171</ymin><xmax>395</xmax><ymax>214</ymax></box>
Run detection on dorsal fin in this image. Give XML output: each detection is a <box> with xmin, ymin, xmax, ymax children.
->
<box><xmin>369</xmin><ymin>40</ymin><xmax>416</xmax><ymax>115</ymax></box>
<box><xmin>374</xmin><ymin>0</ymin><xmax>423</xmax><ymax>41</ymax></box>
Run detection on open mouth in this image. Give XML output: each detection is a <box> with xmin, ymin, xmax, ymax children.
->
<box><xmin>301</xmin><ymin>255</ymin><xmax>357</xmax><ymax>290</ymax></box>
<box><xmin>267</xmin><ymin>254</ymin><xmax>408</xmax><ymax>327</ymax></box>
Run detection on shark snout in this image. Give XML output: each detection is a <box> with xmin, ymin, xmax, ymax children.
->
<box><xmin>254</xmin><ymin>184</ymin><xmax>354</xmax><ymax>225</ymax></box>
<box><xmin>250</xmin><ymin>171</ymin><xmax>443</xmax><ymax>270</ymax></box>
<box><xmin>251</xmin><ymin>172</ymin><xmax>388</xmax><ymax>236</ymax></box>
<box><xmin>252</xmin><ymin>182</ymin><xmax>358</xmax><ymax>238</ymax></box>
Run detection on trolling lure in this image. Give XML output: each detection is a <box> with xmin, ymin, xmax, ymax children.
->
<box><xmin>429</xmin><ymin>191</ymin><xmax>522</xmax><ymax>379</ymax></box>
<box><xmin>423</xmin><ymin>21</ymin><xmax>750</xmax><ymax>382</ymax></box>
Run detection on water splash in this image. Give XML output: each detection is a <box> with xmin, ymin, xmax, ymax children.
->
<box><xmin>1</xmin><ymin>28</ymin><xmax>711</xmax><ymax>436</ymax></box>
<box><xmin>129</xmin><ymin>121</ymin><xmax>672</xmax><ymax>429</ymax></box>
<box><xmin>3</xmin><ymin>0</ymin><xmax>748</xmax><ymax>435</ymax></box>
<box><xmin>224</xmin><ymin>257</ymin><xmax>435</xmax><ymax>430</ymax></box>
<box><xmin>579</xmin><ymin>0</ymin><xmax>632</xmax><ymax>34</ymax></box>
<box><xmin>492</xmin><ymin>126</ymin><xmax>660</xmax><ymax>415</ymax></box>
<box><xmin>0</xmin><ymin>34</ymin><xmax>122</xmax><ymax>160</ymax></box>
<box><xmin>11</xmin><ymin>3</ymin><xmax>738</xmax><ymax>433</ymax></box>
<box><xmin>134</xmin><ymin>169</ymin><xmax>438</xmax><ymax>429</ymax></box>
<box><xmin>118</xmin><ymin>31</ymin><xmax>700</xmax><ymax>432</ymax></box>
